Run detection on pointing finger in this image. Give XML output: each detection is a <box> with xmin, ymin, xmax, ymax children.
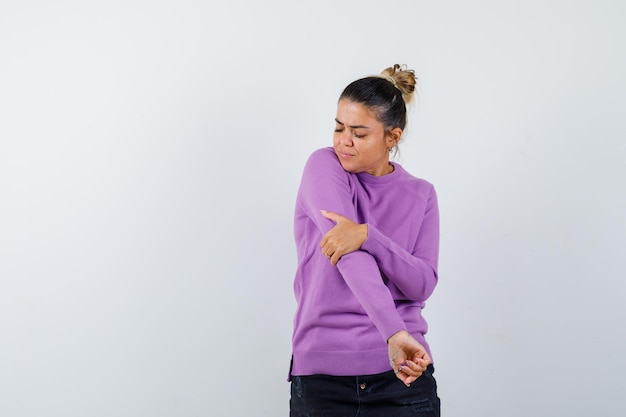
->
<box><xmin>320</xmin><ymin>210</ymin><xmax>344</xmax><ymax>223</ymax></box>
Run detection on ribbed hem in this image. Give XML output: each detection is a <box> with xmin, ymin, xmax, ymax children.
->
<box><xmin>291</xmin><ymin>347</ymin><xmax>391</xmax><ymax>377</ymax></box>
<box><xmin>290</xmin><ymin>335</ymin><xmax>432</xmax><ymax>378</ymax></box>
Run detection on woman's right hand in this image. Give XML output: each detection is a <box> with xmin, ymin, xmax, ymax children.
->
<box><xmin>387</xmin><ymin>330</ymin><xmax>431</xmax><ymax>387</ymax></box>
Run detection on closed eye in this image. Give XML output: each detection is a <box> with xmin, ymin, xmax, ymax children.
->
<box><xmin>334</xmin><ymin>128</ymin><xmax>365</xmax><ymax>138</ymax></box>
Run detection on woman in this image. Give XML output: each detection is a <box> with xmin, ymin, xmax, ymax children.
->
<box><xmin>290</xmin><ymin>64</ymin><xmax>440</xmax><ymax>416</ymax></box>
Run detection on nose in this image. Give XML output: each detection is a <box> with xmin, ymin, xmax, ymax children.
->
<box><xmin>337</xmin><ymin>130</ymin><xmax>353</xmax><ymax>146</ymax></box>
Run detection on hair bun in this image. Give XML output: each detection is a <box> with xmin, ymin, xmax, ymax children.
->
<box><xmin>380</xmin><ymin>64</ymin><xmax>417</xmax><ymax>104</ymax></box>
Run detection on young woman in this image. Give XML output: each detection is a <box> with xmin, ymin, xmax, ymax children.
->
<box><xmin>289</xmin><ymin>64</ymin><xmax>441</xmax><ymax>416</ymax></box>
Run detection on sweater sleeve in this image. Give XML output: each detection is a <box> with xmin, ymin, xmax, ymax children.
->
<box><xmin>297</xmin><ymin>149</ymin><xmax>407</xmax><ymax>341</ymax></box>
<box><xmin>361</xmin><ymin>185</ymin><xmax>439</xmax><ymax>302</ymax></box>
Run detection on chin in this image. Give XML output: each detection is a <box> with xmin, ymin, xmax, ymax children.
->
<box><xmin>339</xmin><ymin>162</ymin><xmax>358</xmax><ymax>173</ymax></box>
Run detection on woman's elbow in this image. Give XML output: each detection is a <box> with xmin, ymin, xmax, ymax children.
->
<box><xmin>407</xmin><ymin>269</ymin><xmax>438</xmax><ymax>302</ymax></box>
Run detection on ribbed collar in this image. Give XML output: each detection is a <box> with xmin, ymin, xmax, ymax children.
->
<box><xmin>356</xmin><ymin>161</ymin><xmax>401</xmax><ymax>185</ymax></box>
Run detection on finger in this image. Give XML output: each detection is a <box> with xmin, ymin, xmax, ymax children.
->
<box><xmin>321</xmin><ymin>241</ymin><xmax>335</xmax><ymax>258</ymax></box>
<box><xmin>329</xmin><ymin>245</ymin><xmax>346</xmax><ymax>265</ymax></box>
<box><xmin>393</xmin><ymin>366</ymin><xmax>414</xmax><ymax>387</ymax></box>
<box><xmin>405</xmin><ymin>359</ymin><xmax>428</xmax><ymax>374</ymax></box>
<box><xmin>411</xmin><ymin>351</ymin><xmax>432</xmax><ymax>366</ymax></box>
<box><xmin>320</xmin><ymin>210</ymin><xmax>345</xmax><ymax>224</ymax></box>
<box><xmin>320</xmin><ymin>227</ymin><xmax>338</xmax><ymax>249</ymax></box>
<box><xmin>399</xmin><ymin>361</ymin><xmax>424</xmax><ymax>378</ymax></box>
<box><xmin>405</xmin><ymin>374</ymin><xmax>421</xmax><ymax>385</ymax></box>
<box><xmin>400</xmin><ymin>369</ymin><xmax>424</xmax><ymax>386</ymax></box>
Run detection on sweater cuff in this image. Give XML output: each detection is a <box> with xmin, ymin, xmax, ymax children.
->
<box><xmin>378</xmin><ymin>315</ymin><xmax>408</xmax><ymax>343</ymax></box>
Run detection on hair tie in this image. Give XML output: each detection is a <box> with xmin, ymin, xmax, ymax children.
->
<box><xmin>381</xmin><ymin>75</ymin><xmax>398</xmax><ymax>89</ymax></box>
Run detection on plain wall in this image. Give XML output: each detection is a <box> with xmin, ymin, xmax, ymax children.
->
<box><xmin>1</xmin><ymin>1</ymin><xmax>625</xmax><ymax>416</ymax></box>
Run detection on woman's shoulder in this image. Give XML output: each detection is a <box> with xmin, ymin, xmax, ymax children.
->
<box><xmin>395</xmin><ymin>164</ymin><xmax>436</xmax><ymax>196</ymax></box>
<box><xmin>304</xmin><ymin>147</ymin><xmax>343</xmax><ymax>171</ymax></box>
<box><xmin>307</xmin><ymin>147</ymin><xmax>337</xmax><ymax>162</ymax></box>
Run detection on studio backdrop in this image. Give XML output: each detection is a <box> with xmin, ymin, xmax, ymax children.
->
<box><xmin>1</xmin><ymin>1</ymin><xmax>624</xmax><ymax>416</ymax></box>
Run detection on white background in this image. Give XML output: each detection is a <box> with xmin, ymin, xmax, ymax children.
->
<box><xmin>1</xmin><ymin>1</ymin><xmax>625</xmax><ymax>416</ymax></box>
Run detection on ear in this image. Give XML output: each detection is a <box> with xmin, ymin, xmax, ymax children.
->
<box><xmin>386</xmin><ymin>127</ymin><xmax>403</xmax><ymax>148</ymax></box>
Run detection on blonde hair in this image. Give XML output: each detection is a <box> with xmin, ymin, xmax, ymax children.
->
<box><xmin>379</xmin><ymin>64</ymin><xmax>417</xmax><ymax>106</ymax></box>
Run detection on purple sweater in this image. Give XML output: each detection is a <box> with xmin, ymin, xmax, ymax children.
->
<box><xmin>290</xmin><ymin>147</ymin><xmax>439</xmax><ymax>377</ymax></box>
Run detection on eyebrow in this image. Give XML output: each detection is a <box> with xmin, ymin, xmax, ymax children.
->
<box><xmin>335</xmin><ymin>118</ymin><xmax>370</xmax><ymax>129</ymax></box>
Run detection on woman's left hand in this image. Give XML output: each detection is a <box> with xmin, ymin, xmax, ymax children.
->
<box><xmin>320</xmin><ymin>210</ymin><xmax>368</xmax><ymax>265</ymax></box>
<box><xmin>388</xmin><ymin>330</ymin><xmax>431</xmax><ymax>387</ymax></box>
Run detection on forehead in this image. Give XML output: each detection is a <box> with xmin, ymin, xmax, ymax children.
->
<box><xmin>335</xmin><ymin>100</ymin><xmax>380</xmax><ymax>126</ymax></box>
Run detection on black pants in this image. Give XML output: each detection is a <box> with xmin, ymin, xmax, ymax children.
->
<box><xmin>290</xmin><ymin>364</ymin><xmax>440</xmax><ymax>417</ymax></box>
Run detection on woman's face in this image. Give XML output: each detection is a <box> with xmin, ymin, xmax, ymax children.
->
<box><xmin>333</xmin><ymin>99</ymin><xmax>399</xmax><ymax>176</ymax></box>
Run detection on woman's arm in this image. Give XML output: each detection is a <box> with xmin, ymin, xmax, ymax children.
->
<box><xmin>297</xmin><ymin>148</ymin><xmax>407</xmax><ymax>341</ymax></box>
<box><xmin>361</xmin><ymin>186</ymin><xmax>439</xmax><ymax>302</ymax></box>
<box><xmin>319</xmin><ymin>186</ymin><xmax>439</xmax><ymax>302</ymax></box>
